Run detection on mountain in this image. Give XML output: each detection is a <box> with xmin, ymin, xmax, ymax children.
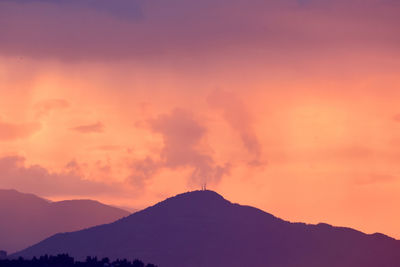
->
<box><xmin>0</xmin><ymin>189</ymin><xmax>130</xmax><ymax>253</ymax></box>
<box><xmin>14</xmin><ymin>190</ymin><xmax>400</xmax><ymax>267</ymax></box>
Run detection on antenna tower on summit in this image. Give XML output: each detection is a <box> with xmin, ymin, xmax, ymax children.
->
<box><xmin>202</xmin><ymin>182</ymin><xmax>207</xmax><ymax>191</ymax></box>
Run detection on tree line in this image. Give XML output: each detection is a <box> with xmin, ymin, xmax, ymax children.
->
<box><xmin>0</xmin><ymin>254</ymin><xmax>157</xmax><ymax>267</ymax></box>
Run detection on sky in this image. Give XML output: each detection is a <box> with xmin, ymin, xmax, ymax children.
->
<box><xmin>1</xmin><ymin>0</ymin><xmax>400</xmax><ymax>238</ymax></box>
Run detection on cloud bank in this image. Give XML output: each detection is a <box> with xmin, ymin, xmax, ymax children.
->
<box><xmin>1</xmin><ymin>0</ymin><xmax>398</xmax><ymax>61</ymax></box>
<box><xmin>0</xmin><ymin>156</ymin><xmax>121</xmax><ymax>197</ymax></box>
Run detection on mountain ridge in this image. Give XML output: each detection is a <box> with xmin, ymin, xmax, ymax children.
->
<box><xmin>0</xmin><ymin>189</ymin><xmax>130</xmax><ymax>253</ymax></box>
<box><xmin>13</xmin><ymin>190</ymin><xmax>400</xmax><ymax>267</ymax></box>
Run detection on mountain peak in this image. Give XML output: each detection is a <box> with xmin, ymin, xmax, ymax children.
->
<box><xmin>145</xmin><ymin>190</ymin><xmax>230</xmax><ymax>215</ymax></box>
<box><xmin>166</xmin><ymin>190</ymin><xmax>227</xmax><ymax>203</ymax></box>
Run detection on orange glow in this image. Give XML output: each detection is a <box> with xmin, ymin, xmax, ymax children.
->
<box><xmin>1</xmin><ymin>0</ymin><xmax>400</xmax><ymax>241</ymax></box>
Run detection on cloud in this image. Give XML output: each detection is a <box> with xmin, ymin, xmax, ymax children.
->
<box><xmin>394</xmin><ymin>114</ymin><xmax>400</xmax><ymax>122</ymax></box>
<box><xmin>1</xmin><ymin>0</ymin><xmax>398</xmax><ymax>61</ymax></box>
<box><xmin>129</xmin><ymin>109</ymin><xmax>230</xmax><ymax>187</ymax></box>
<box><xmin>0</xmin><ymin>120</ymin><xmax>41</xmax><ymax>141</ymax></box>
<box><xmin>7</xmin><ymin>0</ymin><xmax>144</xmax><ymax>20</ymax></box>
<box><xmin>207</xmin><ymin>89</ymin><xmax>264</xmax><ymax>166</ymax></box>
<box><xmin>71</xmin><ymin>122</ymin><xmax>104</xmax><ymax>133</ymax></box>
<box><xmin>129</xmin><ymin>157</ymin><xmax>160</xmax><ymax>188</ymax></box>
<box><xmin>0</xmin><ymin>156</ymin><xmax>121</xmax><ymax>197</ymax></box>
<box><xmin>0</xmin><ymin>0</ymin><xmax>144</xmax><ymax>61</ymax></box>
<box><xmin>34</xmin><ymin>98</ymin><xmax>69</xmax><ymax>118</ymax></box>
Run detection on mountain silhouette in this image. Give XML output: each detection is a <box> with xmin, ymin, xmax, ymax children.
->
<box><xmin>14</xmin><ymin>190</ymin><xmax>400</xmax><ymax>267</ymax></box>
<box><xmin>0</xmin><ymin>189</ymin><xmax>130</xmax><ymax>253</ymax></box>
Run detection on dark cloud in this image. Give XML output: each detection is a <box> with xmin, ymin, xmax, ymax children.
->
<box><xmin>129</xmin><ymin>109</ymin><xmax>230</xmax><ymax>187</ymax></box>
<box><xmin>4</xmin><ymin>0</ymin><xmax>144</xmax><ymax>20</ymax></box>
<box><xmin>71</xmin><ymin>122</ymin><xmax>104</xmax><ymax>133</ymax></box>
<box><xmin>1</xmin><ymin>0</ymin><xmax>398</xmax><ymax>61</ymax></box>
<box><xmin>0</xmin><ymin>1</ymin><xmax>145</xmax><ymax>61</ymax></box>
<box><xmin>207</xmin><ymin>89</ymin><xmax>264</xmax><ymax>166</ymax></box>
<box><xmin>0</xmin><ymin>120</ymin><xmax>41</xmax><ymax>141</ymax></box>
<box><xmin>0</xmin><ymin>156</ymin><xmax>120</xmax><ymax>197</ymax></box>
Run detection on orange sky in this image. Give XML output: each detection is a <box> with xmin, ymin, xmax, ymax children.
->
<box><xmin>1</xmin><ymin>0</ymin><xmax>400</xmax><ymax>239</ymax></box>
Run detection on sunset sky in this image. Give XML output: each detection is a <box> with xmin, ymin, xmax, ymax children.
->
<box><xmin>1</xmin><ymin>0</ymin><xmax>400</xmax><ymax>238</ymax></box>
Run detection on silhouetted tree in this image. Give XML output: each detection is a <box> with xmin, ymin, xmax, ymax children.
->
<box><xmin>132</xmin><ymin>259</ymin><xmax>144</xmax><ymax>267</ymax></box>
<box><xmin>0</xmin><ymin>254</ymin><xmax>157</xmax><ymax>267</ymax></box>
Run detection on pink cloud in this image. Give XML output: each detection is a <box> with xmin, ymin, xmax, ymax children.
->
<box><xmin>71</xmin><ymin>122</ymin><xmax>104</xmax><ymax>133</ymax></box>
<box><xmin>0</xmin><ymin>156</ymin><xmax>122</xmax><ymax>197</ymax></box>
<box><xmin>0</xmin><ymin>120</ymin><xmax>41</xmax><ymax>141</ymax></box>
<box><xmin>129</xmin><ymin>157</ymin><xmax>160</xmax><ymax>188</ymax></box>
<box><xmin>207</xmin><ymin>89</ymin><xmax>264</xmax><ymax>166</ymax></box>
<box><xmin>129</xmin><ymin>109</ymin><xmax>230</xmax><ymax>187</ymax></box>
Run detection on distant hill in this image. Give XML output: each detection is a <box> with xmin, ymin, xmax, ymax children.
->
<box><xmin>0</xmin><ymin>189</ymin><xmax>130</xmax><ymax>253</ymax></box>
<box><xmin>14</xmin><ymin>190</ymin><xmax>400</xmax><ymax>267</ymax></box>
